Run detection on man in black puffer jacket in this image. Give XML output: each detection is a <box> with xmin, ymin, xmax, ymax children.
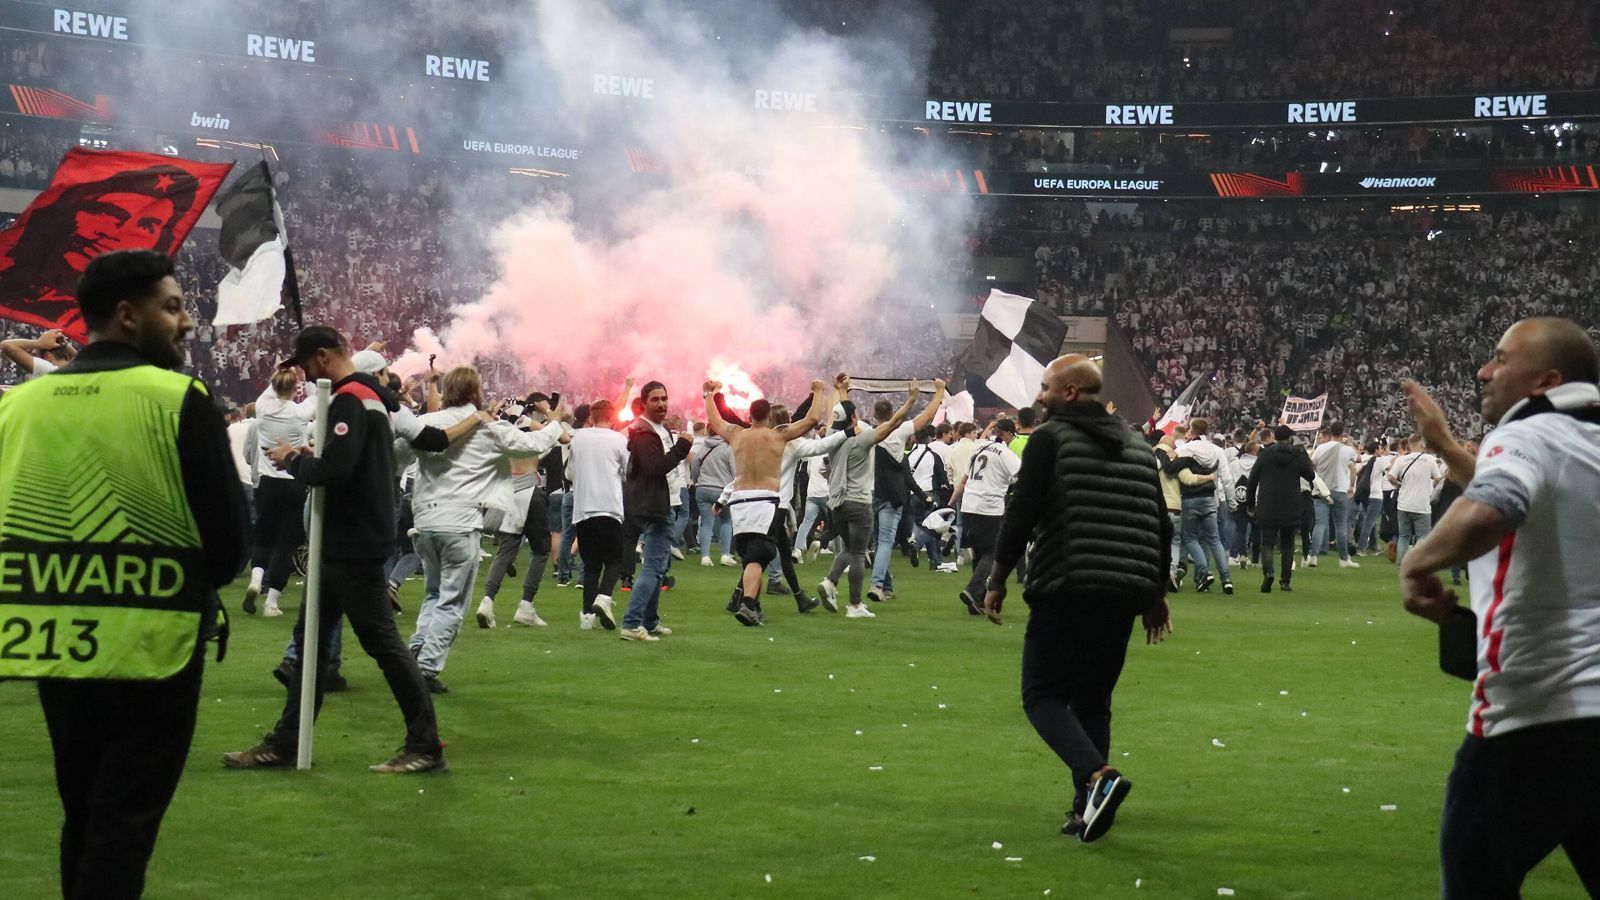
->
<box><xmin>1246</xmin><ymin>425</ymin><xmax>1316</xmax><ymax>593</ymax></box>
<box><xmin>982</xmin><ymin>354</ymin><xmax>1173</xmax><ymax>844</ymax></box>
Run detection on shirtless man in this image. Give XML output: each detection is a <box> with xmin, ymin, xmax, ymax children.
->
<box><xmin>704</xmin><ymin>377</ymin><xmax>831</xmax><ymax>626</ymax></box>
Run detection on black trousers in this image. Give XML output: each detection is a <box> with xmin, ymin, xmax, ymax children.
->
<box><xmin>575</xmin><ymin>517</ymin><xmax>627</xmax><ymax>611</ymax></box>
<box><xmin>37</xmin><ymin>651</ymin><xmax>204</xmax><ymax>900</ymax></box>
<box><xmin>1440</xmin><ymin>718</ymin><xmax>1600</xmax><ymax>899</ymax></box>
<box><xmin>269</xmin><ymin>559</ymin><xmax>440</xmax><ymax>756</ymax></box>
<box><xmin>251</xmin><ymin>477</ymin><xmax>307</xmax><ymax>592</ymax></box>
<box><xmin>1020</xmin><ymin>601</ymin><xmax>1138</xmax><ymax>814</ymax></box>
<box><xmin>1259</xmin><ymin>524</ymin><xmax>1298</xmax><ymax>586</ymax></box>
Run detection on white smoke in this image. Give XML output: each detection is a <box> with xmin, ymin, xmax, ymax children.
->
<box><xmin>393</xmin><ymin>0</ymin><xmax>970</xmax><ymax>408</ymax></box>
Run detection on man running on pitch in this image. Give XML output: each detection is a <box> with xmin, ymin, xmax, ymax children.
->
<box><xmin>704</xmin><ymin>377</ymin><xmax>831</xmax><ymax>626</ymax></box>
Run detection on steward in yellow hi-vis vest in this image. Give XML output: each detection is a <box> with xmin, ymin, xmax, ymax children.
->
<box><xmin>1</xmin><ymin>249</ymin><xmax>248</xmax><ymax>900</ymax></box>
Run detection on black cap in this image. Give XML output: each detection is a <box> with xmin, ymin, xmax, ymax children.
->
<box><xmin>279</xmin><ymin>325</ymin><xmax>346</xmax><ymax>369</ymax></box>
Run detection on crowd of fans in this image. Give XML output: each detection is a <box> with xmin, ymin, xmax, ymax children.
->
<box><xmin>927</xmin><ymin>0</ymin><xmax>1599</xmax><ymax>103</ymax></box>
<box><xmin>954</xmin><ymin>123</ymin><xmax>1600</xmax><ymax>174</ymax></box>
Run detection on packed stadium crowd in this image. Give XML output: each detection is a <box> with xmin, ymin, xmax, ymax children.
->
<box><xmin>927</xmin><ymin>0</ymin><xmax>1599</xmax><ymax>103</ymax></box>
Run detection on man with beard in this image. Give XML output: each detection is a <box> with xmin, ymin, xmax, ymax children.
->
<box><xmin>619</xmin><ymin>381</ymin><xmax>695</xmax><ymax>641</ymax></box>
<box><xmin>0</xmin><ymin>250</ymin><xmax>248</xmax><ymax>898</ymax></box>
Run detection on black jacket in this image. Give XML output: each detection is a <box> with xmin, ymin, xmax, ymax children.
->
<box><xmin>287</xmin><ymin>372</ymin><xmax>397</xmax><ymax>561</ymax></box>
<box><xmin>996</xmin><ymin>402</ymin><xmax>1170</xmax><ymax>610</ymax></box>
<box><xmin>624</xmin><ymin>419</ymin><xmax>692</xmax><ymax>526</ymax></box>
<box><xmin>1246</xmin><ymin>440</ymin><xmax>1315</xmax><ymax>528</ymax></box>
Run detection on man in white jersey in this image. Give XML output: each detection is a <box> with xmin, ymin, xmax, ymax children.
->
<box><xmin>2</xmin><ymin>327</ymin><xmax>75</xmax><ymax>380</ymax></box>
<box><xmin>951</xmin><ymin>420</ymin><xmax>1022</xmax><ymax>616</ymax></box>
<box><xmin>1399</xmin><ymin>317</ymin><xmax>1600</xmax><ymax>897</ymax></box>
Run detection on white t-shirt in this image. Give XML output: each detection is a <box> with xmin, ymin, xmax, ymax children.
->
<box><xmin>1312</xmin><ymin>439</ymin><xmax>1358</xmax><ymax>494</ymax></box>
<box><xmin>568</xmin><ymin>427</ymin><xmax>628</xmax><ymax>524</ymax></box>
<box><xmin>959</xmin><ymin>440</ymin><xmax>1021</xmax><ymax>516</ymax></box>
<box><xmin>908</xmin><ymin>443</ymin><xmax>943</xmax><ymax>493</ymax></box>
<box><xmin>28</xmin><ymin>356</ymin><xmax>56</xmax><ymax>380</ymax></box>
<box><xmin>1388</xmin><ymin>451</ymin><xmax>1443</xmax><ymax>513</ymax></box>
<box><xmin>879</xmin><ymin>421</ymin><xmax>915</xmax><ymax>459</ymax></box>
<box><xmin>1365</xmin><ymin>454</ymin><xmax>1390</xmax><ymax>500</ymax></box>
<box><xmin>225</xmin><ymin>419</ymin><xmax>254</xmax><ymax>485</ymax></box>
<box><xmin>1460</xmin><ymin>394</ymin><xmax>1600</xmax><ymax>737</ymax></box>
<box><xmin>805</xmin><ymin>454</ymin><xmax>830</xmax><ymax>500</ymax></box>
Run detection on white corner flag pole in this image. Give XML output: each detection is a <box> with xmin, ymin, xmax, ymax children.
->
<box><xmin>296</xmin><ymin>377</ymin><xmax>332</xmax><ymax>770</ymax></box>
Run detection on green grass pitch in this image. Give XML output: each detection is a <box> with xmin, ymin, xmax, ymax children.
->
<box><xmin>2</xmin><ymin>549</ymin><xmax>1588</xmax><ymax>898</ymax></box>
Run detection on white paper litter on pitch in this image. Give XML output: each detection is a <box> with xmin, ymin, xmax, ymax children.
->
<box><xmin>1381</xmin><ymin>804</ymin><xmax>1397</xmax><ymax>811</ymax></box>
<box><xmin>1279</xmin><ymin>690</ymin><xmax>1289</xmax><ymax>696</ymax></box>
<box><xmin>1135</xmin><ymin>879</ymin><xmax>1142</xmax><ymax>888</ymax></box>
<box><xmin>1006</xmin><ymin>857</ymin><xmax>1023</xmax><ymax>862</ymax></box>
<box><xmin>938</xmin><ymin>704</ymin><xmax>947</xmax><ymax>709</ymax></box>
<box><xmin>1211</xmin><ymin>738</ymin><xmax>1227</xmax><ymax>748</ymax></box>
<box><xmin>773</xmin><ymin>689</ymin><xmax>782</xmax><ymax>693</ymax></box>
<box><xmin>765</xmin><ymin>874</ymin><xmax>772</xmax><ymax>883</ymax></box>
<box><xmin>691</xmin><ymin>738</ymin><xmax>700</xmax><ymax>744</ymax></box>
<box><xmin>859</xmin><ymin>856</ymin><xmax>876</xmax><ymax>862</ymax></box>
<box><xmin>869</xmin><ymin>765</ymin><xmax>884</xmax><ymax>771</ymax></box>
<box><xmin>1342</xmin><ymin>787</ymin><xmax>1351</xmax><ymax>793</ymax></box>
<box><xmin>854</xmin><ymin>730</ymin><xmax>863</xmax><ymax>736</ymax></box>
<box><xmin>1218</xmin><ymin>889</ymin><xmax>1235</xmax><ymax>897</ymax></box>
<box><xmin>828</xmin><ymin>674</ymin><xmax>834</xmax><ymax>680</ymax></box>
<box><xmin>992</xmin><ymin>841</ymin><xmax>1003</xmax><ymax>849</ymax></box>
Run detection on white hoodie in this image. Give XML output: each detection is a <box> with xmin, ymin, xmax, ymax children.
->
<box><xmin>253</xmin><ymin>386</ymin><xmax>315</xmax><ymax>481</ymax></box>
<box><xmin>1175</xmin><ymin>435</ymin><xmax>1236</xmax><ymax>502</ymax></box>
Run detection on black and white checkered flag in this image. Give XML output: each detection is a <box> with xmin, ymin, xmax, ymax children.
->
<box><xmin>960</xmin><ymin>289</ymin><xmax>1066</xmax><ymax>409</ymax></box>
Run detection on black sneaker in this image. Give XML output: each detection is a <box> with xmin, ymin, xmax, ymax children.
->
<box><xmin>555</xmin><ymin>578</ymin><xmax>571</xmax><ymax>589</ymax></box>
<box><xmin>222</xmin><ymin>739</ymin><xmax>293</xmax><ymax>769</ymax></box>
<box><xmin>726</xmin><ymin>588</ymin><xmax>744</xmax><ymax>614</ymax></box>
<box><xmin>1280</xmin><ymin>582</ymin><xmax>1294</xmax><ymax>593</ymax></box>
<box><xmin>424</xmin><ymin>675</ymin><xmax>449</xmax><ymax>695</ymax></box>
<box><xmin>325</xmin><ymin>670</ymin><xmax>349</xmax><ymax>692</ymax></box>
<box><xmin>866</xmin><ymin>587</ymin><xmax>885</xmax><ymax>603</ymax></box>
<box><xmin>1222</xmin><ymin>581</ymin><xmax>1234</xmax><ymax>596</ymax></box>
<box><xmin>959</xmin><ymin>590</ymin><xmax>983</xmax><ymax>616</ymax></box>
<box><xmin>909</xmin><ymin>547</ymin><xmax>920</xmax><ymax>568</ymax></box>
<box><xmin>1080</xmin><ymin>769</ymin><xmax>1132</xmax><ymax>843</ymax></box>
<box><xmin>243</xmin><ymin>584</ymin><xmax>260</xmax><ymax>615</ymax></box>
<box><xmin>1168</xmin><ymin>566</ymin><xmax>1187</xmax><ymax>593</ymax></box>
<box><xmin>272</xmin><ymin>659</ymin><xmax>295</xmax><ymax>687</ymax></box>
<box><xmin>795</xmin><ymin>592</ymin><xmax>820</xmax><ymax>614</ymax></box>
<box><xmin>387</xmin><ymin>580</ymin><xmax>402</xmax><ymax>613</ymax></box>
<box><xmin>734</xmin><ymin>602</ymin><xmax>764</xmax><ymax>627</ymax></box>
<box><xmin>1195</xmin><ymin>574</ymin><xmax>1216</xmax><ymax>593</ymax></box>
<box><xmin>369</xmin><ymin>748</ymin><xmax>449</xmax><ymax>774</ymax></box>
<box><xmin>766</xmin><ymin>578</ymin><xmax>791</xmax><ymax>597</ymax></box>
<box><xmin>1260</xmin><ymin>576</ymin><xmax>1274</xmax><ymax>594</ymax></box>
<box><xmin>1061</xmin><ymin>812</ymin><xmax>1087</xmax><ymax>837</ymax></box>
<box><xmin>507</xmin><ymin>563</ymin><xmax>517</xmax><ymax>579</ymax></box>
<box><xmin>662</xmin><ymin>574</ymin><xmax>676</xmax><ymax>590</ymax></box>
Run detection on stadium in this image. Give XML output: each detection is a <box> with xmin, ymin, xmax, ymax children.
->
<box><xmin>0</xmin><ymin>0</ymin><xmax>1596</xmax><ymax>897</ymax></box>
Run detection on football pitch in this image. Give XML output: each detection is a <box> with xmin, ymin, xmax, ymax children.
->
<box><xmin>2</xmin><ymin>551</ymin><xmax>1589</xmax><ymax>898</ymax></box>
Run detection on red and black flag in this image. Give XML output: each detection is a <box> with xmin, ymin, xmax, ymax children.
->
<box><xmin>0</xmin><ymin>148</ymin><xmax>232</xmax><ymax>341</ymax></box>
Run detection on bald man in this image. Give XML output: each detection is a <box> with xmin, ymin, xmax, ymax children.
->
<box><xmin>981</xmin><ymin>354</ymin><xmax>1172</xmax><ymax>843</ymax></box>
<box><xmin>1398</xmin><ymin>317</ymin><xmax>1600</xmax><ymax>897</ymax></box>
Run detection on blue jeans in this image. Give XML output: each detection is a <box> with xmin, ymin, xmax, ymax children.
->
<box><xmin>409</xmin><ymin>530</ymin><xmax>481</xmax><ymax>678</ymax></box>
<box><xmin>1397</xmin><ymin>510</ymin><xmax>1432</xmax><ymax>564</ymax></box>
<box><xmin>1217</xmin><ymin>503</ymin><xmax>1236</xmax><ymax>555</ymax></box>
<box><xmin>1180</xmin><ymin>495</ymin><xmax>1231</xmax><ymax>582</ymax></box>
<box><xmin>1355</xmin><ymin>496</ymin><xmax>1383</xmax><ymax>552</ymax></box>
<box><xmin>1311</xmin><ymin>498</ymin><xmax>1331</xmax><ymax>556</ymax></box>
<box><xmin>623</xmin><ymin>517</ymin><xmax>673</xmax><ymax>630</ymax></box>
<box><xmin>907</xmin><ymin>492</ymin><xmax>943</xmax><ymax>567</ymax></box>
<box><xmin>1328</xmin><ymin>492</ymin><xmax>1353</xmax><ymax>561</ymax></box>
<box><xmin>798</xmin><ymin>497</ymin><xmax>827</xmax><ymax>548</ymax></box>
<box><xmin>1229</xmin><ymin>508</ymin><xmax>1254</xmax><ymax>559</ymax></box>
<box><xmin>695</xmin><ymin>485</ymin><xmax>732</xmax><ymax>559</ymax></box>
<box><xmin>558</xmin><ymin>490</ymin><xmax>584</xmax><ymax>582</ymax></box>
<box><xmin>871</xmin><ymin>500</ymin><xmax>904</xmax><ymax>589</ymax></box>
<box><xmin>672</xmin><ymin>488</ymin><xmax>691</xmax><ymax>545</ymax></box>
<box><xmin>283</xmin><ymin>613</ymin><xmax>343</xmax><ymax>672</ymax></box>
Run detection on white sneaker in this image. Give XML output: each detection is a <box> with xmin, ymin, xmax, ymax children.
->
<box><xmin>792</xmin><ymin>549</ymin><xmax>804</xmax><ymax>565</ymax></box>
<box><xmin>670</xmin><ymin>546</ymin><xmax>685</xmax><ymax>560</ymax></box>
<box><xmin>620</xmin><ymin>626</ymin><xmax>659</xmax><ymax>642</ymax></box>
<box><xmin>819</xmin><ymin>547</ymin><xmax>834</xmax><ymax>556</ymax></box>
<box><xmin>591</xmin><ymin>595</ymin><xmax>616</xmax><ymax>630</ymax></box>
<box><xmin>648</xmin><ymin>624</ymin><xmax>673</xmax><ymax>636</ymax></box>
<box><xmin>720</xmin><ymin>554</ymin><xmax>737</xmax><ymax>567</ymax></box>
<box><xmin>701</xmin><ymin>556</ymin><xmax>714</xmax><ymax>568</ymax></box>
<box><xmin>1339</xmin><ymin>558</ymin><xmax>1361</xmax><ymax>569</ymax></box>
<box><xmin>476</xmin><ymin>597</ymin><xmax>496</xmax><ymax>629</ymax></box>
<box><xmin>1308</xmin><ymin>555</ymin><xmax>1319</xmax><ymax>568</ymax></box>
<box><xmin>845</xmin><ymin>603</ymin><xmax>876</xmax><ymax>619</ymax></box>
<box><xmin>936</xmin><ymin>562</ymin><xmax>959</xmax><ymax>573</ymax></box>
<box><xmin>807</xmin><ymin>540</ymin><xmax>821</xmax><ymax>561</ymax></box>
<box><xmin>580</xmin><ymin>613</ymin><xmax>596</xmax><ymax>630</ymax></box>
<box><xmin>262</xmin><ymin>598</ymin><xmax>283</xmax><ymax>618</ymax></box>
<box><xmin>513</xmin><ymin>600</ymin><xmax>547</xmax><ymax>627</ymax></box>
<box><xmin>816</xmin><ymin>578</ymin><xmax>839</xmax><ymax>613</ymax></box>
